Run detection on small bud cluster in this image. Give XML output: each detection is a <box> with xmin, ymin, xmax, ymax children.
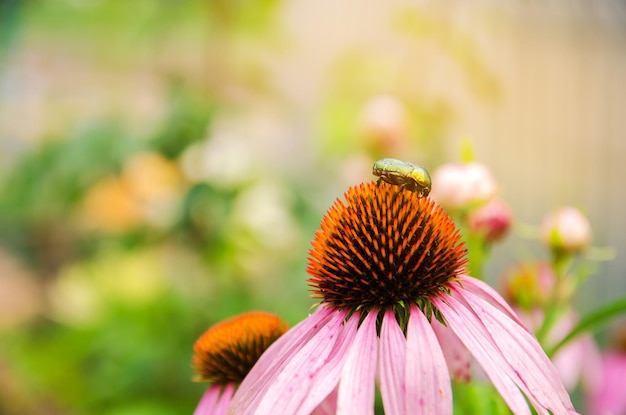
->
<box><xmin>430</xmin><ymin>161</ymin><xmax>511</xmax><ymax>245</ymax></box>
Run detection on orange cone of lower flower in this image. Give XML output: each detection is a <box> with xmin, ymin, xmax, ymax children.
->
<box><xmin>192</xmin><ymin>312</ymin><xmax>287</xmax><ymax>415</ymax></box>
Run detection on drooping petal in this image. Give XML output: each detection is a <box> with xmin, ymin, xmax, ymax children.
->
<box><xmin>194</xmin><ymin>384</ymin><xmax>222</xmax><ymax>415</ymax></box>
<box><xmin>431</xmin><ymin>318</ymin><xmax>471</xmax><ymax>382</ymax></box>
<box><xmin>433</xmin><ymin>296</ymin><xmax>532</xmax><ymax>415</ymax></box>
<box><xmin>405</xmin><ymin>306</ymin><xmax>452</xmax><ymax>415</ymax></box>
<box><xmin>379</xmin><ymin>309</ymin><xmax>407</xmax><ymax>415</ymax></box>
<box><xmin>337</xmin><ymin>310</ymin><xmax>379</xmax><ymax>415</ymax></box>
<box><xmin>553</xmin><ymin>335</ymin><xmax>586</xmax><ymax>391</ymax></box>
<box><xmin>457</xmin><ymin>288</ymin><xmax>575</xmax><ymax>413</ymax></box>
<box><xmin>456</xmin><ymin>275</ymin><xmax>528</xmax><ymax>331</ymax></box>
<box><xmin>213</xmin><ymin>383</ymin><xmax>235</xmax><ymax>415</ymax></box>
<box><xmin>229</xmin><ymin>306</ymin><xmax>337</xmax><ymax>414</ymax></box>
<box><xmin>252</xmin><ymin>308</ymin><xmax>355</xmax><ymax>415</ymax></box>
<box><xmin>579</xmin><ymin>336</ymin><xmax>603</xmax><ymax>393</ymax></box>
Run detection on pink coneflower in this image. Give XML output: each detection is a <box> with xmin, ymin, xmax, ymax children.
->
<box><xmin>228</xmin><ymin>182</ymin><xmax>578</xmax><ymax>415</ymax></box>
<box><xmin>192</xmin><ymin>312</ymin><xmax>288</xmax><ymax>415</ymax></box>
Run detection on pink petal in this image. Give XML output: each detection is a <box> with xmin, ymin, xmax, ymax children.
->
<box><xmin>431</xmin><ymin>317</ymin><xmax>471</xmax><ymax>382</ymax></box>
<box><xmin>436</xmin><ymin>288</ymin><xmax>578</xmax><ymax>415</ymax></box>
<box><xmin>194</xmin><ymin>384</ymin><xmax>222</xmax><ymax>415</ymax></box>
<box><xmin>294</xmin><ymin>314</ymin><xmax>360</xmax><ymax>414</ymax></box>
<box><xmin>433</xmin><ymin>296</ymin><xmax>533</xmax><ymax>415</ymax></box>
<box><xmin>579</xmin><ymin>336</ymin><xmax>603</xmax><ymax>392</ymax></box>
<box><xmin>379</xmin><ymin>309</ymin><xmax>407</xmax><ymax>415</ymax></box>
<box><xmin>337</xmin><ymin>310</ymin><xmax>379</xmax><ymax>415</ymax></box>
<box><xmin>455</xmin><ymin>275</ymin><xmax>528</xmax><ymax>331</ymax></box>
<box><xmin>312</xmin><ymin>389</ymin><xmax>338</xmax><ymax>415</ymax></box>
<box><xmin>458</xmin><ymin>288</ymin><xmax>574</xmax><ymax>413</ymax></box>
<box><xmin>229</xmin><ymin>306</ymin><xmax>336</xmax><ymax>414</ymax></box>
<box><xmin>214</xmin><ymin>383</ymin><xmax>235</xmax><ymax>415</ymax></box>
<box><xmin>405</xmin><ymin>306</ymin><xmax>453</xmax><ymax>415</ymax></box>
<box><xmin>253</xmin><ymin>309</ymin><xmax>356</xmax><ymax>415</ymax></box>
<box><xmin>551</xmin><ymin>333</ymin><xmax>586</xmax><ymax>390</ymax></box>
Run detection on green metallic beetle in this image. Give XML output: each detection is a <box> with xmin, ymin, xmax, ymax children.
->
<box><xmin>372</xmin><ymin>158</ymin><xmax>432</xmax><ymax>197</ymax></box>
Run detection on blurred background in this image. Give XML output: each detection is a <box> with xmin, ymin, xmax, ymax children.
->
<box><xmin>1</xmin><ymin>0</ymin><xmax>625</xmax><ymax>414</ymax></box>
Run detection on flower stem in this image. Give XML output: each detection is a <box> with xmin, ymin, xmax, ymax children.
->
<box><xmin>536</xmin><ymin>251</ymin><xmax>572</xmax><ymax>344</ymax></box>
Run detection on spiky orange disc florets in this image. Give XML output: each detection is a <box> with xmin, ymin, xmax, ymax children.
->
<box><xmin>307</xmin><ymin>182</ymin><xmax>467</xmax><ymax>310</ymax></box>
<box><xmin>192</xmin><ymin>312</ymin><xmax>288</xmax><ymax>384</ymax></box>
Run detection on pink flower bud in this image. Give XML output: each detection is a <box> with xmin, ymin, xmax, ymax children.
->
<box><xmin>467</xmin><ymin>198</ymin><xmax>512</xmax><ymax>243</ymax></box>
<box><xmin>430</xmin><ymin>162</ymin><xmax>497</xmax><ymax>211</ymax></box>
<box><xmin>541</xmin><ymin>207</ymin><xmax>591</xmax><ymax>253</ymax></box>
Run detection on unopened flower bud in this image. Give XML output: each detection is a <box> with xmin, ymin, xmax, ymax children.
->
<box><xmin>541</xmin><ymin>207</ymin><xmax>591</xmax><ymax>254</ymax></box>
<box><xmin>468</xmin><ymin>198</ymin><xmax>512</xmax><ymax>243</ymax></box>
<box><xmin>430</xmin><ymin>162</ymin><xmax>497</xmax><ymax>211</ymax></box>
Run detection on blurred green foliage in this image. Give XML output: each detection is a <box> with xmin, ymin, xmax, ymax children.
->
<box><xmin>0</xmin><ymin>81</ymin><xmax>211</xmax><ymax>273</ymax></box>
<box><xmin>0</xmin><ymin>2</ymin><xmax>295</xmax><ymax>414</ymax></box>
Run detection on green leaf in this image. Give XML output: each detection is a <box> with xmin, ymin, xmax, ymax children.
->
<box><xmin>453</xmin><ymin>382</ymin><xmax>512</xmax><ymax>415</ymax></box>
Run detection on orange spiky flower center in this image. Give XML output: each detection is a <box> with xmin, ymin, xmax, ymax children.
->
<box><xmin>307</xmin><ymin>182</ymin><xmax>467</xmax><ymax>313</ymax></box>
<box><xmin>192</xmin><ymin>312</ymin><xmax>288</xmax><ymax>384</ymax></box>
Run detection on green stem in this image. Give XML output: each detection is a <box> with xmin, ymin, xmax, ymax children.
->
<box><xmin>461</xmin><ymin>219</ymin><xmax>488</xmax><ymax>281</ymax></box>
<box><xmin>535</xmin><ymin>305</ymin><xmax>563</xmax><ymax>346</ymax></box>
<box><xmin>536</xmin><ymin>251</ymin><xmax>573</xmax><ymax>344</ymax></box>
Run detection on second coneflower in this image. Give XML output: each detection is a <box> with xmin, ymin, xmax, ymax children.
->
<box><xmin>228</xmin><ymin>181</ymin><xmax>578</xmax><ymax>415</ymax></box>
<box><xmin>192</xmin><ymin>312</ymin><xmax>287</xmax><ymax>415</ymax></box>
